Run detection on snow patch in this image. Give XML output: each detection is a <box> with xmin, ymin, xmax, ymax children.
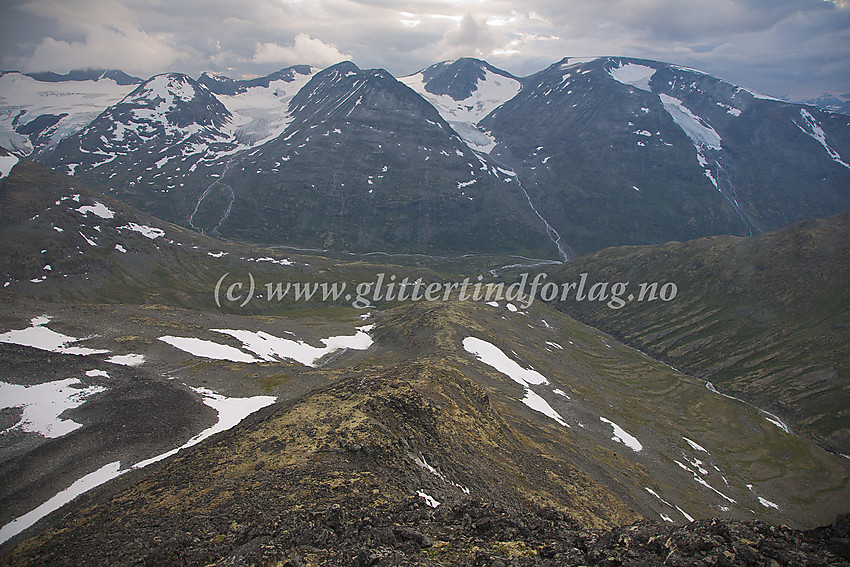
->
<box><xmin>416</xmin><ymin>490</ymin><xmax>440</xmax><ymax>508</ymax></box>
<box><xmin>213</xmin><ymin>325</ymin><xmax>374</xmax><ymax>367</ymax></box>
<box><xmin>131</xmin><ymin>386</ymin><xmax>276</xmax><ymax>469</ymax></box>
<box><xmin>659</xmin><ymin>94</ymin><xmax>721</xmax><ymax>150</ymax></box>
<box><xmin>0</xmin><ymin>316</ymin><xmax>109</xmax><ymax>355</ymax></box>
<box><xmin>716</xmin><ymin>102</ymin><xmax>742</xmax><ymax>117</ymax></box>
<box><xmin>85</xmin><ymin>369</ymin><xmax>109</xmax><ymax>378</ymax></box>
<box><xmin>79</xmin><ymin>231</ymin><xmax>98</xmax><ymax>246</ymax></box>
<box><xmin>599</xmin><ymin>417</ymin><xmax>643</xmax><ymax>452</ymax></box>
<box><xmin>0</xmin><ymin>461</ymin><xmax>122</xmax><ymax>545</ymax></box>
<box><xmin>552</xmin><ymin>388</ymin><xmax>570</xmax><ymax>399</ymax></box>
<box><xmin>106</xmin><ymin>353</ymin><xmax>145</xmax><ymax>366</ymax></box>
<box><xmin>797</xmin><ymin>108</ymin><xmax>850</xmax><ymax>169</ymax></box>
<box><xmin>0</xmin><ymin>153</ymin><xmax>19</xmax><ymax>179</ymax></box>
<box><xmin>412</xmin><ymin>453</ymin><xmax>470</xmax><ymax>494</ymax></box>
<box><xmin>244</xmin><ymin>256</ymin><xmax>293</xmax><ymax>266</ymax></box>
<box><xmin>675</xmin><ymin>460</ymin><xmax>736</xmax><ymax>503</ymax></box>
<box><xmin>463</xmin><ymin>337</ymin><xmax>548</xmax><ymax>386</ymax></box>
<box><xmin>160</xmin><ymin>326</ymin><xmax>374</xmax><ymax>367</ymax></box>
<box><xmin>0</xmin><ymin>385</ymin><xmax>275</xmax><ymax>544</ymax></box>
<box><xmin>118</xmin><ymin>222</ymin><xmax>165</xmax><ymax>239</ymax></box>
<box><xmin>463</xmin><ymin>337</ymin><xmax>568</xmax><ymax>427</ymax></box>
<box><xmin>758</xmin><ymin>496</ymin><xmax>779</xmax><ymax>509</ymax></box>
<box><xmin>609</xmin><ymin>63</ymin><xmax>656</xmax><ymax>92</ymax></box>
<box><xmin>761</xmin><ymin>410</ymin><xmax>791</xmax><ymax>433</ymax></box>
<box><xmin>683</xmin><ymin>437</ymin><xmax>709</xmax><ymax>453</ymax></box>
<box><xmin>158</xmin><ymin>336</ymin><xmax>259</xmax><ymax>363</ymax></box>
<box><xmin>0</xmin><ymin>378</ymin><xmax>105</xmax><ymax>438</ymax></box>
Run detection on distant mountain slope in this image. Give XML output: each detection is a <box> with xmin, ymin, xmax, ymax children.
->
<box><xmin>480</xmin><ymin>57</ymin><xmax>850</xmax><ymax>256</ymax></box>
<box><xmin>550</xmin><ymin>211</ymin><xmax>850</xmax><ymax>453</ymax></box>
<box><xmin>198</xmin><ymin>65</ymin><xmax>314</xmax><ymax>95</ymax></box>
<box><xmin>0</xmin><ymin>160</ymin><xmax>305</xmax><ymax>306</ymax></box>
<box><xmin>205</xmin><ymin>61</ymin><xmax>554</xmax><ymax>255</ymax></box>
<box><xmin>400</xmin><ymin>58</ymin><xmax>521</xmax><ymax>152</ymax></box>
<box><xmin>199</xmin><ymin>65</ymin><xmax>316</xmax><ymax>145</ymax></box>
<box><xmin>23</xmin><ymin>69</ymin><xmax>142</xmax><ymax>86</ymax></box>
<box><xmin>0</xmin><ymin>71</ymin><xmax>137</xmax><ymax>157</ymax></box>
<box><xmin>36</xmin><ymin>62</ymin><xmax>555</xmax><ymax>256</ymax></box>
<box><xmin>801</xmin><ymin>93</ymin><xmax>850</xmax><ymax>116</ymax></box>
<box><xmin>43</xmin><ymin>73</ymin><xmax>243</xmax><ymax>223</ymax></box>
<box><xmin>3</xmin><ymin>57</ymin><xmax>849</xmax><ymax>257</ymax></box>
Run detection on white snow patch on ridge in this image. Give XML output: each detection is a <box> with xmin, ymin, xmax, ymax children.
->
<box><xmin>0</xmin><ymin>386</ymin><xmax>275</xmax><ymax>545</ymax></box>
<box><xmin>0</xmin><ymin>315</ymin><xmax>109</xmax><ymax>355</ymax></box>
<box><xmin>118</xmin><ymin>223</ymin><xmax>165</xmax><ymax>239</ymax></box>
<box><xmin>675</xmin><ymin>459</ymin><xmax>736</xmax><ymax>503</ymax></box>
<box><xmin>132</xmin><ymin>386</ymin><xmax>276</xmax><ymax>469</ymax></box>
<box><xmin>463</xmin><ymin>337</ymin><xmax>568</xmax><ymax>427</ymax></box>
<box><xmin>76</xmin><ymin>201</ymin><xmax>115</xmax><ymax>219</ymax></box>
<box><xmin>761</xmin><ymin>410</ymin><xmax>790</xmax><ymax>433</ymax></box>
<box><xmin>659</xmin><ymin>94</ymin><xmax>721</xmax><ymax>150</ymax></box>
<box><xmin>417</xmin><ymin>490</ymin><xmax>440</xmax><ymax>508</ymax></box>
<box><xmin>412</xmin><ymin>453</ymin><xmax>470</xmax><ymax>494</ymax></box>
<box><xmin>0</xmin><ymin>461</ymin><xmax>123</xmax><ymax>545</ymax></box>
<box><xmin>609</xmin><ymin>63</ymin><xmax>656</xmax><ymax>92</ymax></box>
<box><xmin>400</xmin><ymin>67</ymin><xmax>520</xmax><ymax>152</ymax></box>
<box><xmin>758</xmin><ymin>496</ymin><xmax>779</xmax><ymax>509</ymax></box>
<box><xmin>683</xmin><ymin>437</ymin><xmax>709</xmax><ymax>453</ymax></box>
<box><xmin>106</xmin><ymin>353</ymin><xmax>145</xmax><ymax>366</ymax></box>
<box><xmin>716</xmin><ymin>102</ymin><xmax>742</xmax><ymax>117</ymax></box>
<box><xmin>159</xmin><ymin>336</ymin><xmax>260</xmax><ymax>363</ymax></box>
<box><xmin>0</xmin><ymin>378</ymin><xmax>105</xmax><ymax>438</ymax></box>
<box><xmin>462</xmin><ymin>337</ymin><xmax>548</xmax><ymax>385</ymax></box>
<box><xmin>797</xmin><ymin>108</ymin><xmax>850</xmax><ymax>169</ymax></box>
<box><xmin>214</xmin><ymin>325</ymin><xmax>374</xmax><ymax>366</ymax></box>
<box><xmin>244</xmin><ymin>256</ymin><xmax>293</xmax><ymax>266</ymax></box>
<box><xmin>599</xmin><ymin>417</ymin><xmax>643</xmax><ymax>452</ymax></box>
<box><xmin>738</xmin><ymin>86</ymin><xmax>783</xmax><ymax>102</ymax></box>
<box><xmin>159</xmin><ymin>325</ymin><xmax>375</xmax><ymax>367</ymax></box>
<box><xmin>0</xmin><ymin>153</ymin><xmax>19</xmax><ymax>179</ymax></box>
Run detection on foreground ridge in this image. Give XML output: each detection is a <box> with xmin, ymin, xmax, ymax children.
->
<box><xmin>3</xmin><ymin>342</ymin><xmax>849</xmax><ymax>565</ymax></box>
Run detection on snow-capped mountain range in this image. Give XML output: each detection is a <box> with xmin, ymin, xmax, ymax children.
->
<box><xmin>1</xmin><ymin>57</ymin><xmax>849</xmax><ymax>257</ymax></box>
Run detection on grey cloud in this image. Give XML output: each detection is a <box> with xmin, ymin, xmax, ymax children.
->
<box><xmin>439</xmin><ymin>14</ymin><xmax>498</xmax><ymax>58</ymax></box>
<box><xmin>0</xmin><ymin>0</ymin><xmax>847</xmax><ymax>98</ymax></box>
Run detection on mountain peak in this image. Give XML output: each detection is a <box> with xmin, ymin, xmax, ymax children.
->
<box><xmin>23</xmin><ymin>68</ymin><xmax>143</xmax><ymax>85</ymax></box>
<box><xmin>42</xmin><ymin>70</ymin><xmax>236</xmax><ymax>200</ymax></box>
<box><xmin>198</xmin><ymin>66</ymin><xmax>316</xmax><ymax>95</ymax></box>
<box><xmin>417</xmin><ymin>58</ymin><xmax>517</xmax><ymax>101</ymax></box>
<box><xmin>133</xmin><ymin>73</ymin><xmax>200</xmax><ymax>104</ymax></box>
<box><xmin>324</xmin><ymin>60</ymin><xmax>361</xmax><ymax>75</ymax></box>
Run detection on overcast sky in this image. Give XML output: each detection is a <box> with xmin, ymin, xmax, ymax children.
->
<box><xmin>1</xmin><ymin>0</ymin><xmax>848</xmax><ymax>99</ymax></box>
